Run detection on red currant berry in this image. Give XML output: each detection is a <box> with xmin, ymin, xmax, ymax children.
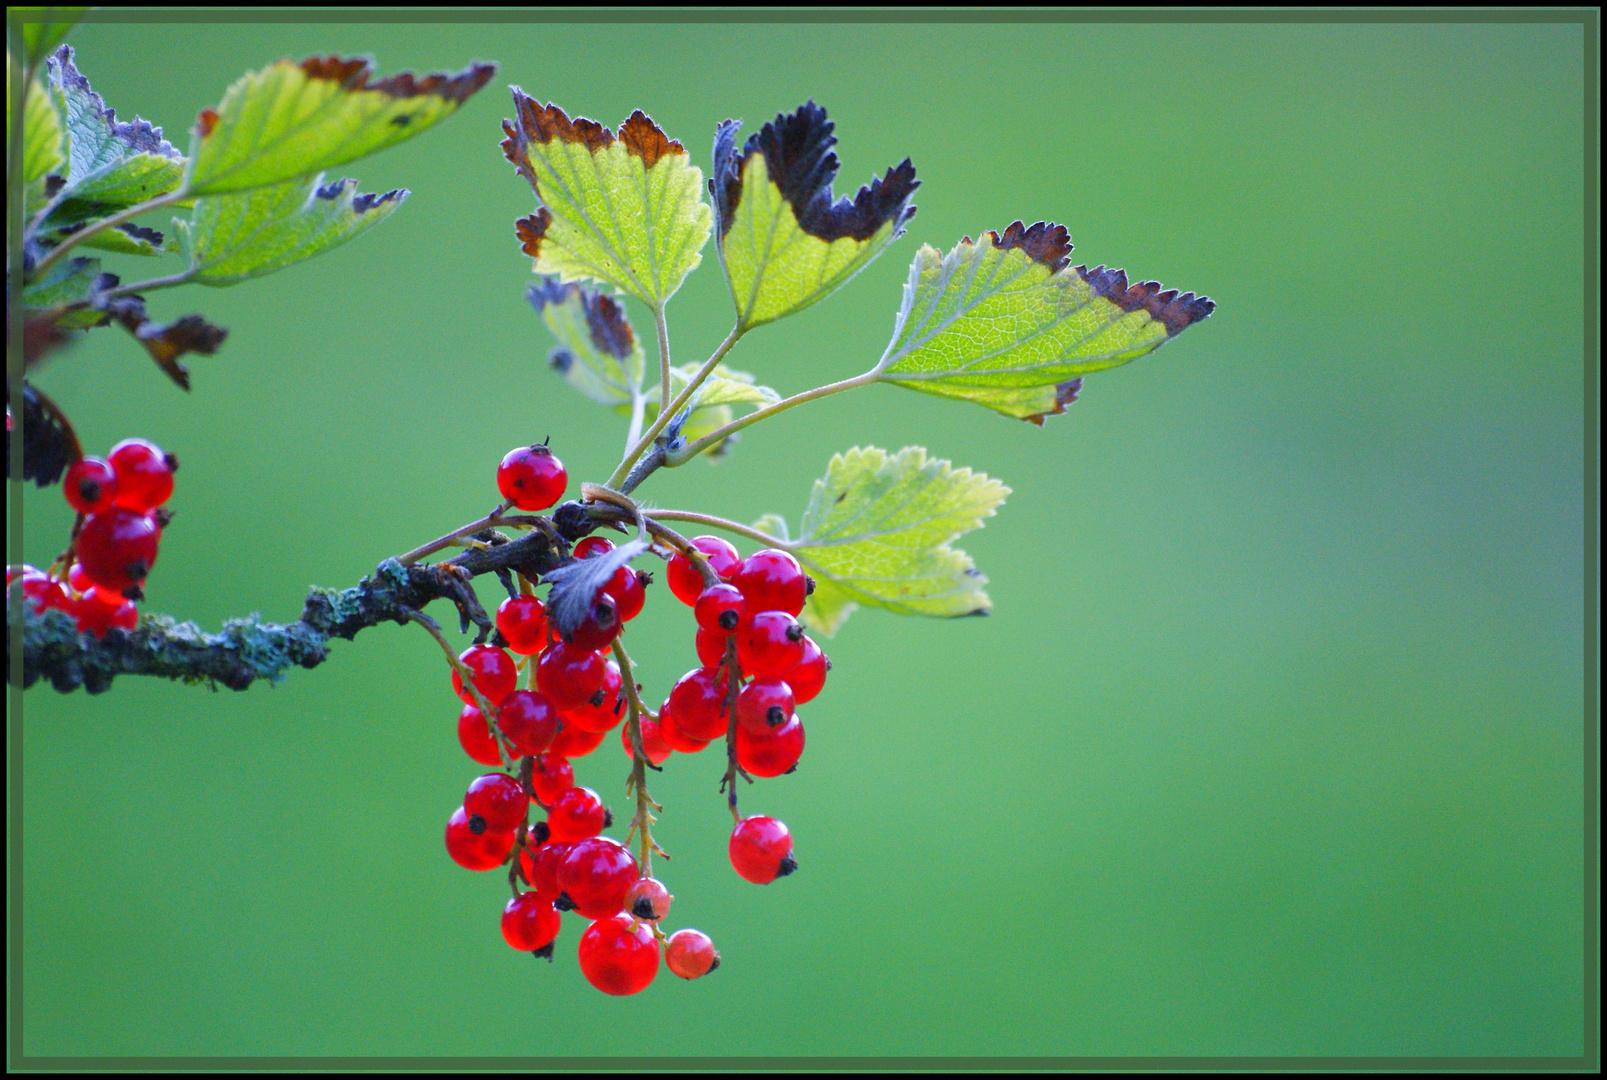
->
<box><xmin>15</xmin><ymin>572</ymin><xmax>74</xmax><ymax>616</ymax></box>
<box><xmin>445</xmin><ymin>805</ymin><xmax>516</xmax><ymax>871</ymax></box>
<box><xmin>523</xmin><ymin>839</ymin><xmax>572</xmax><ymax>902</ymax></box>
<box><xmin>76</xmin><ymin>507</ymin><xmax>161</xmax><ymax>595</ymax></box>
<box><xmin>495</xmin><ymin>690</ymin><xmax>559</xmax><ymax>757</ymax></box>
<box><xmin>577</xmin><ymin>914</ymin><xmax>659</xmax><ymax>996</ymax></box>
<box><xmin>453</xmin><ymin>644</ymin><xmax>518</xmax><ymax>706</ymax></box>
<box><xmin>529</xmin><ymin>752</ymin><xmax>574</xmax><ymax>806</ymax></box>
<box><xmin>496</xmin><ymin>444</ymin><xmax>567</xmax><ymax>511</ymax></box>
<box><xmin>665</xmin><ymin>929</ymin><xmax>721</xmax><ymax>979</ymax></box>
<box><xmin>736</xmin><ymin>611</ymin><xmax>806</xmax><ymax>679</ymax></box>
<box><xmin>729</xmin><ymin>815</ymin><xmax>796</xmax><ymax>883</ymax></box>
<box><xmin>495</xmin><ymin>595</ymin><xmax>549</xmax><ymax>655</ymax></box>
<box><xmin>501</xmin><ymin>892</ymin><xmax>562</xmax><ymax>951</ymax></box>
<box><xmin>535</xmin><ymin>642</ymin><xmax>605</xmax><ymax>710</ymax></box>
<box><xmin>656</xmin><ymin>700</ymin><xmax>711</xmax><ymax>754</ymax></box>
<box><xmin>572</xmin><ymin>536</ymin><xmax>615</xmax><ymax>560</ymax></box>
<box><xmin>733</xmin><ymin>548</ymin><xmax>807</xmax><ymax>617</ymax></box>
<box><xmin>666</xmin><ymin>535</ymin><xmax>740</xmax><ymax>605</ymax></box>
<box><xmin>667</xmin><ymin>666</ymin><xmax>732</xmax><ymax>743</ymax></box>
<box><xmin>694</xmin><ymin>583</ymin><xmax>747</xmax><ymax>635</ymax></box>
<box><xmin>75</xmin><ymin>589</ymin><xmax>137</xmax><ymax>637</ymax></box>
<box><xmin>556</xmin><ymin>836</ymin><xmax>638</xmax><ymax>919</ymax></box>
<box><xmin>735</xmin><ymin>678</ymin><xmax>795</xmax><ymax>736</ymax></box>
<box><xmin>694</xmin><ymin>626</ymin><xmax>728</xmax><ymax>669</ymax></box>
<box><xmin>620</xmin><ymin>716</ymin><xmax>672</xmax><ymax>765</ymax></box>
<box><xmin>788</xmin><ymin>635</ymin><xmax>830</xmax><ymax>704</ymax></box>
<box><xmin>546</xmin><ymin>785</ymin><xmax>609</xmax><ymax>842</ymax></box>
<box><xmin>562</xmin><ymin>660</ymin><xmax>623</xmax><ymax>734</ymax></box>
<box><xmin>565</xmin><ymin>589</ymin><xmax>621</xmax><ymax>652</ymax></box>
<box><xmin>457</xmin><ymin>704</ymin><xmax>504</xmax><ymax>766</ymax></box>
<box><xmin>464</xmin><ymin>772</ymin><xmax>529</xmax><ymax>832</ymax></box>
<box><xmin>626</xmin><ymin>876</ymin><xmax>673</xmax><ymax>922</ymax></box>
<box><xmin>608</xmin><ymin>566</ymin><xmax>647</xmax><ymax>622</ymax></box>
<box><xmin>549</xmin><ymin>722</ymin><xmax>606</xmax><ymax>759</ymax></box>
<box><xmin>735</xmin><ymin>713</ymin><xmax>805</xmax><ymax>778</ymax></box>
<box><xmin>64</xmin><ymin>456</ymin><xmax>119</xmax><ymax>515</ymax></box>
<box><xmin>106</xmin><ymin>438</ymin><xmax>177</xmax><ymax>512</ymax></box>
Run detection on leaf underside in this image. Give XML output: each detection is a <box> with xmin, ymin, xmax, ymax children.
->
<box><xmin>529</xmin><ymin>277</ymin><xmax>645</xmax><ymax>408</ymax></box>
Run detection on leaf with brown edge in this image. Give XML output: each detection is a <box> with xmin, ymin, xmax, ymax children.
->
<box><xmin>501</xmin><ymin>91</ymin><xmax>711</xmax><ymax>308</ymax></box>
<box><xmin>528</xmin><ymin>276</ymin><xmax>645</xmax><ymax>409</ymax></box>
<box><xmin>186</xmin><ymin>55</ymin><xmax>494</xmax><ymax>195</ymax></box>
<box><xmin>101</xmin><ymin>297</ymin><xmax>227</xmax><ymax>390</ymax></box>
<box><xmin>873</xmin><ymin>224</ymin><xmax>1213</xmax><ymax>422</ymax></box>
<box><xmin>6</xmin><ymin>382</ymin><xmax>81</xmax><ymax>487</ymax></box>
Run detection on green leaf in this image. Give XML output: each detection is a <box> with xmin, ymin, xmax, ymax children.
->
<box><xmin>711</xmin><ymin>102</ymin><xmax>917</xmax><ymax>331</ymax></box>
<box><xmin>637</xmin><ymin>362</ymin><xmax>778</xmax><ymax>457</ymax></box>
<box><xmin>762</xmin><ymin>445</ymin><xmax>1009</xmax><ymax>637</ymax></box>
<box><xmin>58</xmin><ymin>221</ymin><xmax>166</xmax><ymax>256</ymax></box>
<box><xmin>187</xmin><ymin>56</ymin><xmax>495</xmax><ymax>196</ymax></box>
<box><xmin>11</xmin><ymin>53</ymin><xmax>65</xmax><ymax>212</ymax></box>
<box><xmin>874</xmin><ymin>222</ymin><xmax>1215</xmax><ymax>423</ymax></box>
<box><xmin>20</xmin><ymin>253</ymin><xmax>105</xmax><ymax>327</ymax></box>
<box><xmin>11</xmin><ymin>7</ymin><xmax>84</xmax><ymax>67</ymax></box>
<box><xmin>528</xmin><ymin>277</ymin><xmax>644</xmax><ymax>408</ymax></box>
<box><xmin>502</xmin><ymin>94</ymin><xmax>712</xmax><ymax>308</ymax></box>
<box><xmin>176</xmin><ymin>173</ymin><xmax>406</xmax><ymax>286</ymax></box>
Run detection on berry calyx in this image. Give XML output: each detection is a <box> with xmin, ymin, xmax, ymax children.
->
<box><xmin>495</xmin><ymin>690</ymin><xmax>560</xmax><ymax>757</ymax></box>
<box><xmin>445</xmin><ymin>805</ymin><xmax>516</xmax><ymax>871</ymax></box>
<box><xmin>501</xmin><ymin>892</ymin><xmax>562</xmax><ymax>952</ymax></box>
<box><xmin>666</xmin><ymin>535</ymin><xmax>740</xmax><ymax>605</ymax></box>
<box><xmin>535</xmin><ymin>642</ymin><xmax>605</xmax><ymax>710</ymax></box>
<box><xmin>496</xmin><ymin>443</ymin><xmax>567</xmax><ymax>511</ymax></box>
<box><xmin>529</xmin><ymin>752</ymin><xmax>574</xmax><ymax>806</ymax></box>
<box><xmin>545</xmin><ymin>785</ymin><xmax>609</xmax><ymax>842</ymax></box>
<box><xmin>463</xmin><ymin>772</ymin><xmax>529</xmax><ymax>832</ymax></box>
<box><xmin>729</xmin><ymin>815</ymin><xmax>796</xmax><ymax>884</ymax></box>
<box><xmin>457</xmin><ymin>704</ymin><xmax>504</xmax><ymax>766</ymax></box>
<box><xmin>735</xmin><ymin>611</ymin><xmax>806</xmax><ymax>679</ymax></box>
<box><xmin>452</xmin><ymin>644</ymin><xmax>518</xmax><ymax>707</ymax></box>
<box><xmin>666</xmin><ymin>666</ymin><xmax>731</xmax><ymax>743</ymax></box>
<box><xmin>694</xmin><ymin>583</ymin><xmax>747</xmax><ymax>635</ymax></box>
<box><xmin>626</xmin><ymin>876</ymin><xmax>673</xmax><ymax>922</ymax></box>
<box><xmin>495</xmin><ymin>595</ymin><xmax>549</xmax><ymax>655</ymax></box>
<box><xmin>665</xmin><ymin>929</ymin><xmax>721</xmax><ymax>979</ymax></box>
<box><xmin>620</xmin><ymin>715</ymin><xmax>672</xmax><ymax>765</ymax></box>
<box><xmin>577</xmin><ymin>914</ymin><xmax>660</xmax><ymax>996</ymax></box>
<box><xmin>788</xmin><ymin>635</ymin><xmax>830</xmax><ymax>704</ymax></box>
<box><xmin>63</xmin><ymin>456</ymin><xmax>119</xmax><ymax>515</ymax></box>
<box><xmin>76</xmin><ymin>506</ymin><xmax>161</xmax><ymax>595</ymax></box>
<box><xmin>734</xmin><ymin>713</ymin><xmax>805</xmax><ymax>778</ymax></box>
<box><xmin>556</xmin><ymin>836</ymin><xmax>638</xmax><ymax>919</ymax></box>
<box><xmin>106</xmin><ymin>438</ymin><xmax>177</xmax><ymax>512</ymax></box>
<box><xmin>732</xmin><ymin>548</ymin><xmax>807</xmax><ymax>617</ymax></box>
<box><xmin>560</xmin><ymin>660</ymin><xmax>624</xmax><ymax>733</ymax></box>
<box><xmin>735</xmin><ymin>678</ymin><xmax>795</xmax><ymax>736</ymax></box>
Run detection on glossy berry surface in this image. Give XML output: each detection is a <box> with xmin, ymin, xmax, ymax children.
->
<box><xmin>457</xmin><ymin>704</ymin><xmax>503</xmax><ymax>766</ymax></box>
<box><xmin>735</xmin><ymin>714</ymin><xmax>805</xmax><ymax>778</ymax></box>
<box><xmin>607</xmin><ymin>565</ymin><xmax>647</xmax><ymax>622</ymax></box>
<box><xmin>572</xmin><ymin>536</ymin><xmax>615</xmax><ymax>560</ymax></box>
<box><xmin>666</xmin><ymin>535</ymin><xmax>740</xmax><ymax>605</ymax></box>
<box><xmin>529</xmin><ymin>752</ymin><xmax>574</xmax><ymax>806</ymax></box>
<box><xmin>453</xmin><ymin>645</ymin><xmax>518</xmax><ymax>707</ymax></box>
<box><xmin>76</xmin><ymin>507</ymin><xmax>161</xmax><ymax>595</ymax></box>
<box><xmin>735</xmin><ymin>678</ymin><xmax>794</xmax><ymax>736</ymax></box>
<box><xmin>107</xmin><ymin>438</ymin><xmax>176</xmax><ymax>512</ymax></box>
<box><xmin>501</xmin><ymin>892</ymin><xmax>562</xmax><ymax>951</ymax></box>
<box><xmin>566</xmin><ymin>589</ymin><xmax>621</xmax><ymax>651</ymax></box>
<box><xmin>626</xmin><ymin>876</ymin><xmax>673</xmax><ymax>922</ymax></box>
<box><xmin>694</xmin><ymin>583</ymin><xmax>747</xmax><ymax>634</ymax></box>
<box><xmin>736</xmin><ymin>611</ymin><xmax>807</xmax><ymax>679</ymax></box>
<box><xmin>496</xmin><ymin>444</ymin><xmax>567</xmax><ymax>511</ymax></box>
<box><xmin>445</xmin><ymin>805</ymin><xmax>516</xmax><ymax>871</ymax></box>
<box><xmin>577</xmin><ymin>915</ymin><xmax>660</xmax><ymax>996</ymax></box>
<box><xmin>667</xmin><ymin>666</ymin><xmax>731</xmax><ymax>743</ymax></box>
<box><xmin>75</xmin><ymin>590</ymin><xmax>138</xmax><ymax>637</ymax></box>
<box><xmin>464</xmin><ymin>772</ymin><xmax>529</xmax><ymax>832</ymax></box>
<box><xmin>732</xmin><ymin>548</ymin><xmax>807</xmax><ymax>617</ymax></box>
<box><xmin>556</xmin><ymin>836</ymin><xmax>638</xmax><ymax>919</ymax></box>
<box><xmin>495</xmin><ymin>595</ymin><xmax>549</xmax><ymax>654</ymax></box>
<box><xmin>64</xmin><ymin>456</ymin><xmax>119</xmax><ymax>514</ymax></box>
<box><xmin>535</xmin><ymin>642</ymin><xmax>606</xmax><ymax>710</ymax></box>
<box><xmin>523</xmin><ymin>839</ymin><xmax>572</xmax><ymax>902</ymax></box>
<box><xmin>656</xmin><ymin>702</ymin><xmax>711</xmax><ymax>754</ymax></box>
<box><xmin>15</xmin><ymin>572</ymin><xmax>73</xmax><ymax>616</ymax></box>
<box><xmin>729</xmin><ymin>815</ymin><xmax>796</xmax><ymax>884</ymax></box>
<box><xmin>545</xmin><ymin>785</ymin><xmax>608</xmax><ymax>842</ymax></box>
<box><xmin>620</xmin><ymin>715</ymin><xmax>672</xmax><ymax>765</ymax></box>
<box><xmin>495</xmin><ymin>690</ymin><xmax>560</xmax><ymax>757</ymax></box>
<box><xmin>548</xmin><ymin>722</ymin><xmax>606</xmax><ymax>759</ymax></box>
<box><xmin>665</xmin><ymin>929</ymin><xmax>721</xmax><ymax>979</ymax></box>
<box><xmin>561</xmin><ymin>660</ymin><xmax>624</xmax><ymax>733</ymax></box>
<box><xmin>788</xmin><ymin>636</ymin><xmax>830</xmax><ymax>704</ymax></box>
<box><xmin>694</xmin><ymin>626</ymin><xmax>728</xmax><ymax>669</ymax></box>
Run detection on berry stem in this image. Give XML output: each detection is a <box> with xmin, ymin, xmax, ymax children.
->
<box><xmin>606</xmin><ymin>322</ymin><xmax>744</xmax><ymax>491</ymax></box>
<box><xmin>611</xmin><ymin>639</ymin><xmax>667</xmax><ymax>874</ymax></box>
<box><xmin>395</xmin><ymin>501</ymin><xmax>515</xmax><ymax>566</ymax></box>
<box><xmin>718</xmin><ymin>636</ymin><xmax>751</xmax><ymax>822</ymax></box>
<box><xmin>399</xmin><ymin>605</ymin><xmax>516</xmax><ymax>769</ymax></box>
<box><xmin>663</xmin><ymin>367</ymin><xmax>882</xmax><ymax>466</ymax></box>
<box><xmin>644</xmin><ymin>509</ymin><xmax>793</xmax><ymax>551</ymax></box>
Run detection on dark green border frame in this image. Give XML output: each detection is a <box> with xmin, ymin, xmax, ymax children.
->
<box><xmin>6</xmin><ymin>6</ymin><xmax>1599</xmax><ymax>1073</ymax></box>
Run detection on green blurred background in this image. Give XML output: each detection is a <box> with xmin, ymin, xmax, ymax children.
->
<box><xmin>14</xmin><ymin>16</ymin><xmax>1587</xmax><ymax>1059</ymax></box>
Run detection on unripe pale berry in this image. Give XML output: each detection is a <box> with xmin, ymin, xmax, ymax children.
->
<box><xmin>626</xmin><ymin>876</ymin><xmax>673</xmax><ymax>922</ymax></box>
<box><xmin>665</xmin><ymin>929</ymin><xmax>721</xmax><ymax>979</ymax></box>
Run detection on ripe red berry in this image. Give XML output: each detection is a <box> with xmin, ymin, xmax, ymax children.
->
<box><xmin>565</xmin><ymin>589</ymin><xmax>621</xmax><ymax>652</ymax></box>
<box><xmin>620</xmin><ymin>716</ymin><xmax>672</xmax><ymax>765</ymax></box>
<box><xmin>666</xmin><ymin>666</ymin><xmax>731</xmax><ymax>742</ymax></box>
<box><xmin>736</xmin><ymin>611</ymin><xmax>806</xmax><ymax>679</ymax></box>
<box><xmin>107</xmin><ymin>438</ymin><xmax>176</xmax><ymax>512</ymax></box>
<box><xmin>74</xmin><ymin>589</ymin><xmax>137</xmax><ymax>637</ymax></box>
<box><xmin>501</xmin><ymin>892</ymin><xmax>562</xmax><ymax>952</ymax></box>
<box><xmin>495</xmin><ymin>595</ymin><xmax>549</xmax><ymax>654</ymax></box>
<box><xmin>63</xmin><ymin>456</ymin><xmax>119</xmax><ymax>515</ymax></box>
<box><xmin>729</xmin><ymin>815</ymin><xmax>796</xmax><ymax>883</ymax></box>
<box><xmin>788</xmin><ymin>635</ymin><xmax>829</xmax><ymax>704</ymax></box>
<box><xmin>445</xmin><ymin>805</ymin><xmax>516</xmax><ymax>871</ymax></box>
<box><xmin>523</xmin><ymin>839</ymin><xmax>572</xmax><ymax>902</ymax></box>
<box><xmin>694</xmin><ymin>626</ymin><xmax>728</xmax><ymax>669</ymax></box>
<box><xmin>666</xmin><ymin>535</ymin><xmax>740</xmax><ymax>605</ymax></box>
<box><xmin>573</xmin><ymin>536</ymin><xmax>615</xmax><ymax>560</ymax></box>
<box><xmin>453</xmin><ymin>644</ymin><xmax>518</xmax><ymax>706</ymax></box>
<box><xmin>548</xmin><ymin>722</ymin><xmax>605</xmax><ymax>759</ymax></box>
<box><xmin>14</xmin><ymin>571</ymin><xmax>74</xmax><ymax>616</ymax></box>
<box><xmin>76</xmin><ymin>507</ymin><xmax>161</xmax><ymax>595</ymax></box>
<box><xmin>694</xmin><ymin>583</ymin><xmax>747</xmax><ymax>635</ymax></box>
<box><xmin>625</xmin><ymin>876</ymin><xmax>673</xmax><ymax>922</ymax></box>
<box><xmin>577</xmin><ymin>914</ymin><xmax>660</xmax><ymax>996</ymax></box>
<box><xmin>496</xmin><ymin>444</ymin><xmax>567</xmax><ymax>511</ymax></box>
<box><xmin>735</xmin><ymin>714</ymin><xmax>805</xmax><ymax>778</ymax></box>
<box><xmin>561</xmin><ymin>660</ymin><xmax>624</xmax><ymax>733</ymax></box>
<box><xmin>495</xmin><ymin>690</ymin><xmax>559</xmax><ymax>757</ymax></box>
<box><xmin>535</xmin><ymin>642</ymin><xmax>605</xmax><ymax>710</ymax></box>
<box><xmin>735</xmin><ymin>678</ymin><xmax>794</xmax><ymax>736</ymax></box>
<box><xmin>464</xmin><ymin>772</ymin><xmax>529</xmax><ymax>832</ymax></box>
<box><xmin>545</xmin><ymin>785</ymin><xmax>609</xmax><ymax>842</ymax></box>
<box><xmin>656</xmin><ymin>700</ymin><xmax>711</xmax><ymax>754</ymax></box>
<box><xmin>556</xmin><ymin>836</ymin><xmax>638</xmax><ymax>919</ymax></box>
<box><xmin>665</xmin><ymin>929</ymin><xmax>721</xmax><ymax>979</ymax></box>
<box><xmin>733</xmin><ymin>548</ymin><xmax>807</xmax><ymax>617</ymax></box>
<box><xmin>608</xmin><ymin>565</ymin><xmax>646</xmax><ymax>622</ymax></box>
<box><xmin>457</xmin><ymin>704</ymin><xmax>504</xmax><ymax>766</ymax></box>
<box><xmin>529</xmin><ymin>752</ymin><xmax>574</xmax><ymax>806</ymax></box>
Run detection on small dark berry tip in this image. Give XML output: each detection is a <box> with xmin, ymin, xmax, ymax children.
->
<box><xmin>709</xmin><ymin>954</ymin><xmax>721</xmax><ymax>972</ymax></box>
<box><xmin>785</xmin><ymin>624</ymin><xmax>805</xmax><ymax>642</ymax></box>
<box><xmin>602</xmin><ymin>807</ymin><xmax>614</xmax><ymax>827</ymax></box>
<box><xmin>589</xmin><ymin>689</ymin><xmax>606</xmax><ymax>707</ymax></box>
<box><xmin>784</xmin><ymin>764</ymin><xmax>798</xmax><ymax>774</ymax></box>
<box><xmin>122</xmin><ymin>584</ymin><xmax>144</xmax><ymax>601</ymax></box>
<box><xmin>467</xmin><ymin>813</ymin><xmax>488</xmax><ymax>835</ymax></box>
<box><xmin>531</xmin><ymin>820</ymin><xmax>551</xmax><ymax>845</ymax></box>
<box><xmin>718</xmin><ymin>610</ymin><xmax>739</xmax><ymax>630</ymax></box>
<box><xmin>631</xmin><ymin>897</ymin><xmax>657</xmax><ymax>919</ymax></box>
<box><xmin>127</xmin><ymin>559</ymin><xmax>150</xmax><ymax>581</ymax></box>
<box><xmin>776</xmin><ymin>855</ymin><xmax>798</xmax><ymax>878</ymax></box>
<box><xmin>554</xmin><ymin>892</ymin><xmax>576</xmax><ymax>911</ymax></box>
<box><xmin>490</xmin><ymin>629</ymin><xmax>509</xmax><ymax>648</ymax></box>
<box><xmin>767</xmin><ymin>705</ymin><xmax>786</xmax><ymax>727</ymax></box>
<box><xmin>638</xmin><ymin>572</ymin><xmax>654</xmax><ymax>587</ymax></box>
<box><xmin>77</xmin><ymin>479</ymin><xmax>100</xmax><ymax>502</ymax></box>
<box><xmin>804</xmin><ymin>575</ymin><xmax>816</xmax><ymax>595</ymax></box>
<box><xmin>163</xmin><ymin>452</ymin><xmax>179</xmax><ymax>472</ymax></box>
<box><xmin>153</xmin><ymin>508</ymin><xmax>174</xmax><ymax>528</ymax></box>
<box><xmin>533</xmin><ymin>943</ymin><xmax>555</xmax><ymax>960</ymax></box>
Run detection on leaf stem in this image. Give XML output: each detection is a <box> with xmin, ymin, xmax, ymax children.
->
<box><xmin>29</xmin><ymin>188</ymin><xmax>188</xmax><ymax>281</ymax></box>
<box><xmin>395</xmin><ymin>501</ymin><xmax>514</xmax><ymax>566</ymax></box>
<box><xmin>663</xmin><ymin>368</ymin><xmax>881</xmax><ymax>466</ymax></box>
<box><xmin>653</xmin><ymin>303</ymin><xmax>672</xmax><ymax>420</ymax></box>
<box><xmin>624</xmin><ymin>388</ymin><xmax>647</xmax><ymax>454</ymax></box>
<box><xmin>606</xmin><ymin>322</ymin><xmax>743</xmax><ymax>490</ymax></box>
<box><xmin>644</xmin><ymin>509</ymin><xmax>788</xmax><ymax>550</ymax></box>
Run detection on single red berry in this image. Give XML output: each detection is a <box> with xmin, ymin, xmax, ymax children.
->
<box><xmin>529</xmin><ymin>752</ymin><xmax>574</xmax><ymax>806</ymax></box>
<box><xmin>457</xmin><ymin>704</ymin><xmax>504</xmax><ymax>766</ymax></box>
<box><xmin>788</xmin><ymin>635</ymin><xmax>829</xmax><ymax>704</ymax></box>
<box><xmin>445</xmin><ymin>805</ymin><xmax>516</xmax><ymax>871</ymax></box>
<box><xmin>549</xmin><ymin>722</ymin><xmax>606</xmax><ymax>759</ymax></box>
<box><xmin>578</xmin><ymin>914</ymin><xmax>660</xmax><ymax>996</ymax></box>
<box><xmin>76</xmin><ymin>507</ymin><xmax>161</xmax><ymax>595</ymax></box>
<box><xmin>608</xmin><ymin>565</ymin><xmax>647</xmax><ymax>622</ymax></box>
<box><xmin>666</xmin><ymin>535</ymin><xmax>740</xmax><ymax>605</ymax></box>
<box><xmin>495</xmin><ymin>595</ymin><xmax>549</xmax><ymax>655</ymax></box>
<box><xmin>453</xmin><ymin>644</ymin><xmax>518</xmax><ymax>706</ymax></box>
<box><xmin>64</xmin><ymin>456</ymin><xmax>119</xmax><ymax>515</ymax></box>
<box><xmin>729</xmin><ymin>815</ymin><xmax>796</xmax><ymax>883</ymax></box>
<box><xmin>535</xmin><ymin>641</ymin><xmax>605</xmax><ymax>710</ymax></box>
<box><xmin>556</xmin><ymin>836</ymin><xmax>638</xmax><ymax>919</ymax></box>
<box><xmin>496</xmin><ymin>444</ymin><xmax>567</xmax><ymax>511</ymax></box>
<box><xmin>694</xmin><ymin>583</ymin><xmax>747</xmax><ymax>635</ymax></box>
<box><xmin>15</xmin><ymin>572</ymin><xmax>75</xmax><ymax>616</ymax></box>
<box><xmin>561</xmin><ymin>660</ymin><xmax>624</xmax><ymax>734</ymax></box>
<box><xmin>733</xmin><ymin>548</ymin><xmax>807</xmax><ymax>617</ymax></box>
<box><xmin>665</xmin><ymin>929</ymin><xmax>721</xmax><ymax>979</ymax></box>
<box><xmin>694</xmin><ymin>626</ymin><xmax>728</xmax><ymax>669</ymax></box>
<box><xmin>735</xmin><ymin>714</ymin><xmax>805</xmax><ymax>778</ymax></box>
<box><xmin>546</xmin><ymin>785</ymin><xmax>609</xmax><ymax>842</ymax></box>
<box><xmin>735</xmin><ymin>678</ymin><xmax>795</xmax><ymax>736</ymax></box>
<box><xmin>620</xmin><ymin>716</ymin><xmax>672</xmax><ymax>765</ymax></box>
<box><xmin>667</xmin><ymin>666</ymin><xmax>731</xmax><ymax>743</ymax></box>
<box><xmin>656</xmin><ymin>700</ymin><xmax>711</xmax><ymax>754</ymax></box>
<box><xmin>107</xmin><ymin>438</ymin><xmax>177</xmax><ymax>512</ymax></box>
<box><xmin>565</xmin><ymin>589</ymin><xmax>621</xmax><ymax>652</ymax></box>
<box><xmin>495</xmin><ymin>690</ymin><xmax>559</xmax><ymax>757</ymax></box>
<box><xmin>523</xmin><ymin>839</ymin><xmax>572</xmax><ymax>902</ymax></box>
<box><xmin>736</xmin><ymin>611</ymin><xmax>806</xmax><ymax>679</ymax></box>
<box><xmin>464</xmin><ymin>772</ymin><xmax>529</xmax><ymax>832</ymax></box>
<box><xmin>572</xmin><ymin>536</ymin><xmax>615</xmax><ymax>560</ymax></box>
<box><xmin>501</xmin><ymin>892</ymin><xmax>562</xmax><ymax>951</ymax></box>
<box><xmin>74</xmin><ymin>588</ymin><xmax>137</xmax><ymax>637</ymax></box>
<box><xmin>625</xmin><ymin>876</ymin><xmax>673</xmax><ymax>922</ymax></box>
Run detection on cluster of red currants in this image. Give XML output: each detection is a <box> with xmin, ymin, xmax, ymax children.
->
<box><xmin>7</xmin><ymin>438</ymin><xmax>177</xmax><ymax>637</ymax></box>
